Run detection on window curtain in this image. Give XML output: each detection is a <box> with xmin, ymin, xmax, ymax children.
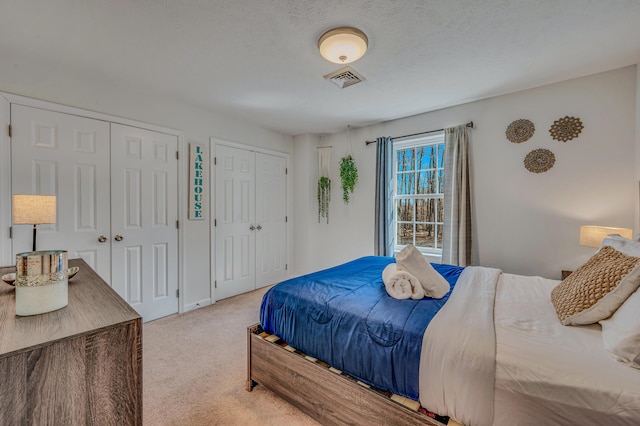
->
<box><xmin>374</xmin><ymin>136</ymin><xmax>394</xmax><ymax>256</ymax></box>
<box><xmin>442</xmin><ymin>125</ymin><xmax>473</xmax><ymax>266</ymax></box>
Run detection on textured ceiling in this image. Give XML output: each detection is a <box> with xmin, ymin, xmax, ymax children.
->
<box><xmin>2</xmin><ymin>0</ymin><xmax>640</xmax><ymax>136</ymax></box>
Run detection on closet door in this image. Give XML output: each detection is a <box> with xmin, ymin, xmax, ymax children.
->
<box><xmin>110</xmin><ymin>123</ymin><xmax>179</xmax><ymax>322</ymax></box>
<box><xmin>255</xmin><ymin>153</ymin><xmax>287</xmax><ymax>288</ymax></box>
<box><xmin>214</xmin><ymin>145</ymin><xmax>256</xmax><ymax>300</ymax></box>
<box><xmin>10</xmin><ymin>105</ymin><xmax>112</xmax><ymax>281</ymax></box>
<box><xmin>214</xmin><ymin>145</ymin><xmax>288</xmax><ymax>300</ymax></box>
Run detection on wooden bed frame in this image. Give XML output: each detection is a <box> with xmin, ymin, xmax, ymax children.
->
<box><xmin>247</xmin><ymin>323</ymin><xmax>454</xmax><ymax>426</ymax></box>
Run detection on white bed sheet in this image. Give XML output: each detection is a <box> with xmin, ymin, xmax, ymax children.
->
<box><xmin>420</xmin><ymin>266</ymin><xmax>499</xmax><ymax>426</ymax></box>
<box><xmin>494</xmin><ymin>273</ymin><xmax>640</xmax><ymax>426</ymax></box>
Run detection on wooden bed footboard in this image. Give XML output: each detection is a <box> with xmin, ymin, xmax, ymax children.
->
<box><xmin>247</xmin><ymin>323</ymin><xmax>447</xmax><ymax>426</ymax></box>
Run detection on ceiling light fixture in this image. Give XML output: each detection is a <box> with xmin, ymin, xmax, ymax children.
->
<box><xmin>318</xmin><ymin>27</ymin><xmax>368</xmax><ymax>64</ymax></box>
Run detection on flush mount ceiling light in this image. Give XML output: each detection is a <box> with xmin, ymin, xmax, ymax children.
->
<box><xmin>318</xmin><ymin>27</ymin><xmax>368</xmax><ymax>64</ymax></box>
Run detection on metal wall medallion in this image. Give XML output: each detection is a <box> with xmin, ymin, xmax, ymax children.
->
<box><xmin>524</xmin><ymin>148</ymin><xmax>555</xmax><ymax>173</ymax></box>
<box><xmin>506</xmin><ymin>119</ymin><xmax>535</xmax><ymax>143</ymax></box>
<box><xmin>549</xmin><ymin>116</ymin><xmax>583</xmax><ymax>142</ymax></box>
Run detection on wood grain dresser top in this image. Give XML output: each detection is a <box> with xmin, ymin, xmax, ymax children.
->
<box><xmin>0</xmin><ymin>258</ymin><xmax>141</xmax><ymax>357</ymax></box>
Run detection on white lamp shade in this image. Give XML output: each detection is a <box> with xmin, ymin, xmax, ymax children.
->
<box><xmin>579</xmin><ymin>225</ymin><xmax>633</xmax><ymax>248</ymax></box>
<box><xmin>318</xmin><ymin>27</ymin><xmax>368</xmax><ymax>64</ymax></box>
<box><xmin>13</xmin><ymin>194</ymin><xmax>57</xmax><ymax>225</ymax></box>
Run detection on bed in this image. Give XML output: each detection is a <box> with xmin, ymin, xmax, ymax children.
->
<box><xmin>247</xmin><ymin>254</ymin><xmax>640</xmax><ymax>426</ymax></box>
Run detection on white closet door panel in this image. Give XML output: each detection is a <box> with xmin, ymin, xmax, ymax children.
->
<box><xmin>10</xmin><ymin>105</ymin><xmax>111</xmax><ymax>281</ymax></box>
<box><xmin>153</xmin><ymin>172</ymin><xmax>168</xmax><ymax>226</ymax></box>
<box><xmin>255</xmin><ymin>153</ymin><xmax>287</xmax><ymax>288</ymax></box>
<box><xmin>215</xmin><ymin>145</ymin><xmax>256</xmax><ymax>300</ymax></box>
<box><xmin>75</xmin><ymin>249</ymin><xmax>98</xmax><ymax>269</ymax></box>
<box><xmin>125</xmin><ymin>245</ymin><xmax>143</xmax><ymax>305</ymax></box>
<box><xmin>75</xmin><ymin>164</ymin><xmax>98</xmax><ymax>231</ymax></box>
<box><xmin>111</xmin><ymin>123</ymin><xmax>178</xmax><ymax>322</ymax></box>
<box><xmin>124</xmin><ymin>168</ymin><xmax>143</xmax><ymax>228</ymax></box>
<box><xmin>153</xmin><ymin>243</ymin><xmax>169</xmax><ymax>298</ymax></box>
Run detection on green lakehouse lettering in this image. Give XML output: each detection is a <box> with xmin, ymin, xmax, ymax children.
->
<box><xmin>192</xmin><ymin>145</ymin><xmax>204</xmax><ymax>218</ymax></box>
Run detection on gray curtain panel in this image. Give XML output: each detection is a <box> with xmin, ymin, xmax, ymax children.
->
<box><xmin>442</xmin><ymin>125</ymin><xmax>473</xmax><ymax>266</ymax></box>
<box><xmin>374</xmin><ymin>136</ymin><xmax>394</xmax><ymax>256</ymax></box>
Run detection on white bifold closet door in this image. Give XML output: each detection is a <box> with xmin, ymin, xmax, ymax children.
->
<box><xmin>215</xmin><ymin>144</ymin><xmax>287</xmax><ymax>300</ymax></box>
<box><xmin>254</xmin><ymin>152</ymin><xmax>287</xmax><ymax>287</ymax></box>
<box><xmin>10</xmin><ymin>104</ymin><xmax>112</xmax><ymax>279</ymax></box>
<box><xmin>110</xmin><ymin>123</ymin><xmax>179</xmax><ymax>321</ymax></box>
<box><xmin>10</xmin><ymin>105</ymin><xmax>178</xmax><ymax>322</ymax></box>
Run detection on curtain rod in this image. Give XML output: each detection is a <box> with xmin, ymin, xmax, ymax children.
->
<box><xmin>365</xmin><ymin>121</ymin><xmax>474</xmax><ymax>145</ymax></box>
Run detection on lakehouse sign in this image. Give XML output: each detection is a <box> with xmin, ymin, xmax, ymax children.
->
<box><xmin>189</xmin><ymin>143</ymin><xmax>207</xmax><ymax>220</ymax></box>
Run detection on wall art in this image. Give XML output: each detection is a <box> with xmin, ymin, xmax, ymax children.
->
<box><xmin>506</xmin><ymin>119</ymin><xmax>535</xmax><ymax>143</ymax></box>
<box><xmin>549</xmin><ymin>116</ymin><xmax>583</xmax><ymax>142</ymax></box>
<box><xmin>524</xmin><ymin>148</ymin><xmax>555</xmax><ymax>173</ymax></box>
<box><xmin>188</xmin><ymin>143</ymin><xmax>207</xmax><ymax>220</ymax></box>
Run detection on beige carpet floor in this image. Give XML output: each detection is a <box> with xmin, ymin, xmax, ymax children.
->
<box><xmin>143</xmin><ymin>286</ymin><xmax>321</xmax><ymax>426</ymax></box>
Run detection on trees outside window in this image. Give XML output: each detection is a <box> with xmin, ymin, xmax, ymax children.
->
<box><xmin>393</xmin><ymin>133</ymin><xmax>444</xmax><ymax>255</ymax></box>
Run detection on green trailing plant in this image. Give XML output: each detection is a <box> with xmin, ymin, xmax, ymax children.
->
<box><xmin>318</xmin><ymin>176</ymin><xmax>331</xmax><ymax>223</ymax></box>
<box><xmin>339</xmin><ymin>155</ymin><xmax>358</xmax><ymax>204</ymax></box>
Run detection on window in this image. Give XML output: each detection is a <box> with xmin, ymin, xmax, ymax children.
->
<box><xmin>393</xmin><ymin>132</ymin><xmax>445</xmax><ymax>255</ymax></box>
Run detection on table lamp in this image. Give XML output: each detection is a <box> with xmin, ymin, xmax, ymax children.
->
<box><xmin>12</xmin><ymin>194</ymin><xmax>57</xmax><ymax>251</ymax></box>
<box><xmin>579</xmin><ymin>225</ymin><xmax>633</xmax><ymax>248</ymax></box>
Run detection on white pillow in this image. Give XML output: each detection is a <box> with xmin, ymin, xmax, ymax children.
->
<box><xmin>601</xmin><ymin>234</ymin><xmax>640</xmax><ymax>257</ymax></box>
<box><xmin>600</xmin><ymin>288</ymin><xmax>640</xmax><ymax>368</ymax></box>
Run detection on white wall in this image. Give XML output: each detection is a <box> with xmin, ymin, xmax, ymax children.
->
<box><xmin>2</xmin><ymin>55</ymin><xmax>636</xmax><ymax>300</ymax></box>
<box><xmin>0</xmin><ymin>99</ymin><xmax>10</xmax><ymax>268</ymax></box>
<box><xmin>291</xmin><ymin>133</ymin><xmax>320</xmax><ymax>276</ymax></box>
<box><xmin>636</xmin><ymin>64</ymin><xmax>640</xmax><ymax>233</ymax></box>
<box><xmin>293</xmin><ymin>66</ymin><xmax>638</xmax><ymax>280</ymax></box>
<box><xmin>0</xmin><ymin>54</ymin><xmax>293</xmax><ymax>311</ymax></box>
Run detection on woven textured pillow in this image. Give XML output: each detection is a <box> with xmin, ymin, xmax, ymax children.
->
<box><xmin>551</xmin><ymin>246</ymin><xmax>640</xmax><ymax>325</ymax></box>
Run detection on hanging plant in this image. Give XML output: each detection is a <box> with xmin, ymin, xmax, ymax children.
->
<box><xmin>318</xmin><ymin>176</ymin><xmax>331</xmax><ymax>223</ymax></box>
<box><xmin>339</xmin><ymin>155</ymin><xmax>358</xmax><ymax>204</ymax></box>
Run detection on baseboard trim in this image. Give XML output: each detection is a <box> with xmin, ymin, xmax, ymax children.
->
<box><xmin>184</xmin><ymin>298</ymin><xmax>213</xmax><ymax>312</ymax></box>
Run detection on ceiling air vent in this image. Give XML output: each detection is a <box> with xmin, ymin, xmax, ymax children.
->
<box><xmin>323</xmin><ymin>66</ymin><xmax>366</xmax><ymax>89</ymax></box>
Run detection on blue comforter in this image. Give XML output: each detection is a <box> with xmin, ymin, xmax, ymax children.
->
<box><xmin>260</xmin><ymin>256</ymin><xmax>464</xmax><ymax>400</ymax></box>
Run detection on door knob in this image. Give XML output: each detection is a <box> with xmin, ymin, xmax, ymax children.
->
<box><xmin>249</xmin><ymin>225</ymin><xmax>255</xmax><ymax>231</ymax></box>
<box><xmin>114</xmin><ymin>234</ymin><xmax>124</xmax><ymax>242</ymax></box>
<box><xmin>98</xmin><ymin>235</ymin><xmax>108</xmax><ymax>243</ymax></box>
<box><xmin>256</xmin><ymin>225</ymin><xmax>262</xmax><ymax>230</ymax></box>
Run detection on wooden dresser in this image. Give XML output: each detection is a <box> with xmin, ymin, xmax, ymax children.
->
<box><xmin>0</xmin><ymin>258</ymin><xmax>142</xmax><ymax>425</ymax></box>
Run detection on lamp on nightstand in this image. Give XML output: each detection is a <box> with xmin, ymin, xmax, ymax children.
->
<box><xmin>579</xmin><ymin>225</ymin><xmax>633</xmax><ymax>248</ymax></box>
<box><xmin>12</xmin><ymin>194</ymin><xmax>57</xmax><ymax>251</ymax></box>
<box><xmin>561</xmin><ymin>225</ymin><xmax>635</xmax><ymax>280</ymax></box>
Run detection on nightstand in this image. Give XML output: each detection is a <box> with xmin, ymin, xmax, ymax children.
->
<box><xmin>561</xmin><ymin>270</ymin><xmax>573</xmax><ymax>280</ymax></box>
